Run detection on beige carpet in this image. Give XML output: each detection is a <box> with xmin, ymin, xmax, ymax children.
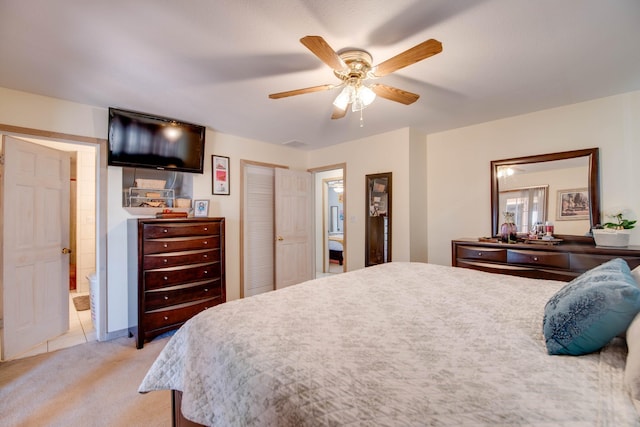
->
<box><xmin>0</xmin><ymin>336</ymin><xmax>172</xmax><ymax>427</ymax></box>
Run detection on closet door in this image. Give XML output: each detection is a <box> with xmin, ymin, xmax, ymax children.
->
<box><xmin>243</xmin><ymin>165</ymin><xmax>275</xmax><ymax>297</ymax></box>
<box><xmin>242</xmin><ymin>164</ymin><xmax>313</xmax><ymax>297</ymax></box>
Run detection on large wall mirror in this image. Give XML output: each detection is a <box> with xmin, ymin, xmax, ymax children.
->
<box><xmin>491</xmin><ymin>148</ymin><xmax>600</xmax><ymax>241</ymax></box>
<box><xmin>366</xmin><ymin>172</ymin><xmax>392</xmax><ymax>266</ymax></box>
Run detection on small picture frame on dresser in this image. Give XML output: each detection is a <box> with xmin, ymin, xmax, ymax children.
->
<box><xmin>193</xmin><ymin>200</ymin><xmax>209</xmax><ymax>217</ymax></box>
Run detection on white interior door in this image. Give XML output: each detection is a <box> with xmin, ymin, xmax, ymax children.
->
<box><xmin>243</xmin><ymin>164</ymin><xmax>275</xmax><ymax>297</ymax></box>
<box><xmin>275</xmin><ymin>168</ymin><xmax>313</xmax><ymax>289</ymax></box>
<box><xmin>1</xmin><ymin>136</ymin><xmax>70</xmax><ymax>360</ymax></box>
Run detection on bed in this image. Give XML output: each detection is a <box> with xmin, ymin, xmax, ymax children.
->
<box><xmin>139</xmin><ymin>262</ymin><xmax>640</xmax><ymax>426</ymax></box>
<box><xmin>328</xmin><ymin>234</ymin><xmax>344</xmax><ymax>265</ymax></box>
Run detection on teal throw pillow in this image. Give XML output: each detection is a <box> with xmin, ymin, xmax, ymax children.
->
<box><xmin>543</xmin><ymin>258</ymin><xmax>640</xmax><ymax>355</ymax></box>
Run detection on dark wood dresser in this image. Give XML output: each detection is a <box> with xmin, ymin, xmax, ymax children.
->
<box><xmin>452</xmin><ymin>238</ymin><xmax>640</xmax><ymax>282</ymax></box>
<box><xmin>128</xmin><ymin>217</ymin><xmax>225</xmax><ymax>349</ymax></box>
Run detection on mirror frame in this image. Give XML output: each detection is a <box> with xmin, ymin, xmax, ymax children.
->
<box><xmin>365</xmin><ymin>172</ymin><xmax>392</xmax><ymax>266</ymax></box>
<box><xmin>491</xmin><ymin>148</ymin><xmax>600</xmax><ymax>242</ymax></box>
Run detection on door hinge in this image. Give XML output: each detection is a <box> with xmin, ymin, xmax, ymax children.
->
<box><xmin>0</xmin><ymin>154</ymin><xmax>4</xmax><ymax>165</ymax></box>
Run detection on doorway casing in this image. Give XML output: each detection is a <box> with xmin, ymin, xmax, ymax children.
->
<box><xmin>0</xmin><ymin>124</ymin><xmax>108</xmax><ymax>343</ymax></box>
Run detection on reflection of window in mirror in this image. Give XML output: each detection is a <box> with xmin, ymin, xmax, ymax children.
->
<box><xmin>499</xmin><ymin>186</ymin><xmax>548</xmax><ymax>234</ymax></box>
<box><xmin>496</xmin><ymin>159</ymin><xmax>589</xmax><ymax>236</ymax></box>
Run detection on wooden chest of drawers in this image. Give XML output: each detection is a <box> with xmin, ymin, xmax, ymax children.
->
<box><xmin>452</xmin><ymin>238</ymin><xmax>640</xmax><ymax>281</ymax></box>
<box><xmin>128</xmin><ymin>218</ymin><xmax>225</xmax><ymax>349</ymax></box>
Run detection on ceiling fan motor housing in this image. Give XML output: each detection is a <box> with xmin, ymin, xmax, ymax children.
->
<box><xmin>334</xmin><ymin>49</ymin><xmax>374</xmax><ymax>82</ymax></box>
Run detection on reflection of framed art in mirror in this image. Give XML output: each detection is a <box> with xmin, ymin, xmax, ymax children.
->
<box><xmin>556</xmin><ymin>188</ymin><xmax>589</xmax><ymax>221</ymax></box>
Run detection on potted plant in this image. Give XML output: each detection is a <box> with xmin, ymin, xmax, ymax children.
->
<box><xmin>592</xmin><ymin>211</ymin><xmax>636</xmax><ymax>247</ymax></box>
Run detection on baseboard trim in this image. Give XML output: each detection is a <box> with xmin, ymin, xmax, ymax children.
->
<box><xmin>102</xmin><ymin>328</ymin><xmax>129</xmax><ymax>341</ymax></box>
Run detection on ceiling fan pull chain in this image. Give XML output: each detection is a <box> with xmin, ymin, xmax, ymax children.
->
<box><xmin>360</xmin><ymin>109</ymin><xmax>364</xmax><ymax>127</ymax></box>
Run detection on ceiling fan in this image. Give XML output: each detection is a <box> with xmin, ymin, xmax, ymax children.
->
<box><xmin>269</xmin><ymin>35</ymin><xmax>443</xmax><ymax>120</ymax></box>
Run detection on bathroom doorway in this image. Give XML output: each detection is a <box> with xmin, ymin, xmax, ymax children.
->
<box><xmin>310</xmin><ymin>164</ymin><xmax>346</xmax><ymax>277</ymax></box>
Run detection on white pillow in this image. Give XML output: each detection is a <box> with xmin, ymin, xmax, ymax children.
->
<box><xmin>632</xmin><ymin>265</ymin><xmax>640</xmax><ymax>285</ymax></box>
<box><xmin>625</xmin><ymin>311</ymin><xmax>640</xmax><ymax>414</ymax></box>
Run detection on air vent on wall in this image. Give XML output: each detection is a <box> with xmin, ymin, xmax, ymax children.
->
<box><xmin>282</xmin><ymin>140</ymin><xmax>308</xmax><ymax>148</ymax></box>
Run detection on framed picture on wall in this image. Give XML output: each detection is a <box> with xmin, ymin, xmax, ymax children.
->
<box><xmin>557</xmin><ymin>188</ymin><xmax>589</xmax><ymax>220</ymax></box>
<box><xmin>212</xmin><ymin>155</ymin><xmax>230</xmax><ymax>195</ymax></box>
<box><xmin>193</xmin><ymin>199</ymin><xmax>210</xmax><ymax>217</ymax></box>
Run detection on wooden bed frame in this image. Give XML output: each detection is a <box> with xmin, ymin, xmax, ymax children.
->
<box><xmin>172</xmin><ymin>390</ymin><xmax>205</xmax><ymax>427</ymax></box>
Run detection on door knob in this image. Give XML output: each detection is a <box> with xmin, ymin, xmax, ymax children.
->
<box><xmin>61</xmin><ymin>248</ymin><xmax>72</xmax><ymax>254</ymax></box>
<box><xmin>277</xmin><ymin>236</ymin><xmax>284</xmax><ymax>241</ymax></box>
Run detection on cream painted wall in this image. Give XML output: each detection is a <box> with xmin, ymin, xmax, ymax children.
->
<box><xmin>3</xmin><ymin>85</ymin><xmax>639</xmax><ymax>337</ymax></box>
<box><xmin>108</xmin><ymin>131</ymin><xmax>307</xmax><ymax>332</ymax></box>
<box><xmin>0</xmin><ymin>87</ymin><xmax>306</xmax><ymax>335</ymax></box>
<box><xmin>427</xmin><ymin>90</ymin><xmax>640</xmax><ymax>266</ymax></box>
<box><xmin>409</xmin><ymin>128</ymin><xmax>428</xmax><ymax>262</ymax></box>
<box><xmin>307</xmin><ymin>127</ymin><xmax>416</xmax><ymax>268</ymax></box>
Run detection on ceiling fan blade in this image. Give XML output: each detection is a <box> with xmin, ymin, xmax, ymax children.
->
<box><xmin>372</xmin><ymin>39</ymin><xmax>442</xmax><ymax>77</ymax></box>
<box><xmin>300</xmin><ymin>36</ymin><xmax>346</xmax><ymax>71</ymax></box>
<box><xmin>269</xmin><ymin>84</ymin><xmax>335</xmax><ymax>99</ymax></box>
<box><xmin>331</xmin><ymin>105</ymin><xmax>348</xmax><ymax>120</ymax></box>
<box><xmin>371</xmin><ymin>84</ymin><xmax>420</xmax><ymax>105</ymax></box>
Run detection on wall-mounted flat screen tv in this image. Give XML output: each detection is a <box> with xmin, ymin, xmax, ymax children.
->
<box><xmin>108</xmin><ymin>107</ymin><xmax>206</xmax><ymax>174</ymax></box>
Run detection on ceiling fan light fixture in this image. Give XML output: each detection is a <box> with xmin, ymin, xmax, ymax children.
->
<box><xmin>333</xmin><ymin>86</ymin><xmax>351</xmax><ymax>111</ymax></box>
<box><xmin>359</xmin><ymin>85</ymin><xmax>376</xmax><ymax>106</ymax></box>
<box><xmin>351</xmin><ymin>85</ymin><xmax>376</xmax><ymax>112</ymax></box>
<box><xmin>269</xmin><ymin>36</ymin><xmax>442</xmax><ymax>121</ymax></box>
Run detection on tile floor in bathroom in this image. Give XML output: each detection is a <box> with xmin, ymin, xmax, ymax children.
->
<box><xmin>15</xmin><ymin>291</ymin><xmax>96</xmax><ymax>360</ymax></box>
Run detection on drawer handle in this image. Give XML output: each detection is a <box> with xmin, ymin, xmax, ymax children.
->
<box><xmin>204</xmin><ymin>270</ymin><xmax>208</xmax><ymax>274</ymax></box>
<box><xmin>163</xmin><ymin>243</ymin><xmax>168</xmax><ymax>248</ymax></box>
<box><xmin>163</xmin><ymin>316</ymin><xmax>169</xmax><ymax>320</ymax></box>
<box><xmin>203</xmin><ymin>254</ymin><xmax>208</xmax><ymax>259</ymax></box>
<box><xmin>204</xmin><ymin>240</ymin><xmax>209</xmax><ymax>245</ymax></box>
<box><xmin>533</xmin><ymin>257</ymin><xmax>539</xmax><ymax>262</ymax></box>
<box><xmin>164</xmin><ymin>276</ymin><xmax>168</xmax><ymax>281</ymax></box>
<box><xmin>204</xmin><ymin>288</ymin><xmax>209</xmax><ymax>292</ymax></box>
<box><xmin>163</xmin><ymin>259</ymin><xmax>168</xmax><ymax>263</ymax></box>
<box><xmin>477</xmin><ymin>252</ymin><xmax>483</xmax><ymax>256</ymax></box>
<box><xmin>164</xmin><ymin>296</ymin><xmax>169</xmax><ymax>300</ymax></box>
<box><xmin>204</xmin><ymin>227</ymin><xmax>208</xmax><ymax>231</ymax></box>
<box><xmin>163</xmin><ymin>229</ymin><xmax>168</xmax><ymax>233</ymax></box>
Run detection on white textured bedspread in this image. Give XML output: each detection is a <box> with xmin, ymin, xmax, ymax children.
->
<box><xmin>140</xmin><ymin>262</ymin><xmax>639</xmax><ymax>426</ymax></box>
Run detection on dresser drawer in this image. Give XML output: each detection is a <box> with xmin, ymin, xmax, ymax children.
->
<box><xmin>143</xmin><ymin>222</ymin><xmax>220</xmax><ymax>239</ymax></box>
<box><xmin>144</xmin><ymin>280</ymin><xmax>223</xmax><ymax>311</ymax></box>
<box><xmin>143</xmin><ymin>249</ymin><xmax>220</xmax><ymax>270</ymax></box>
<box><xmin>143</xmin><ymin>235</ymin><xmax>220</xmax><ymax>255</ymax></box>
<box><xmin>142</xmin><ymin>297</ymin><xmax>222</xmax><ymax>332</ymax></box>
<box><xmin>456</xmin><ymin>245</ymin><xmax>507</xmax><ymax>262</ymax></box>
<box><xmin>507</xmin><ymin>249</ymin><xmax>569</xmax><ymax>269</ymax></box>
<box><xmin>570</xmin><ymin>253</ymin><xmax>640</xmax><ymax>273</ymax></box>
<box><xmin>144</xmin><ymin>262</ymin><xmax>221</xmax><ymax>290</ymax></box>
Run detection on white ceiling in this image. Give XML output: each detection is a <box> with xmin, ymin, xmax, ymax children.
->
<box><xmin>1</xmin><ymin>0</ymin><xmax>639</xmax><ymax>150</ymax></box>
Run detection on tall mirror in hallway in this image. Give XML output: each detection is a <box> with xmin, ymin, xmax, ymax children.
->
<box><xmin>365</xmin><ymin>172</ymin><xmax>392</xmax><ymax>266</ymax></box>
